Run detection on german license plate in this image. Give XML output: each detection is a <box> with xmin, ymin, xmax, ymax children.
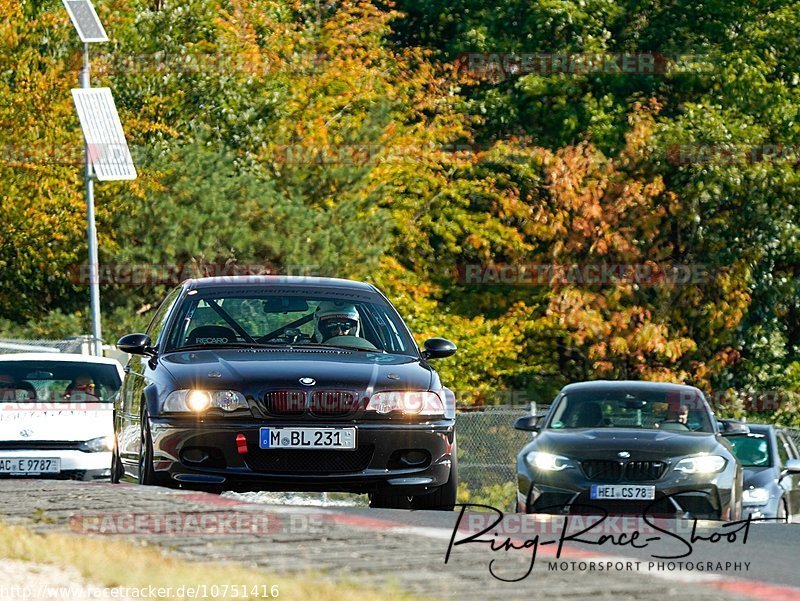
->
<box><xmin>590</xmin><ymin>484</ymin><xmax>655</xmax><ymax>500</ymax></box>
<box><xmin>0</xmin><ymin>458</ymin><xmax>61</xmax><ymax>475</ymax></box>
<box><xmin>259</xmin><ymin>427</ymin><xmax>356</xmax><ymax>450</ymax></box>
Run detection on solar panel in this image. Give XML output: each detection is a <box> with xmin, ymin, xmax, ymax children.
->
<box><xmin>62</xmin><ymin>0</ymin><xmax>108</xmax><ymax>43</ymax></box>
<box><xmin>71</xmin><ymin>88</ymin><xmax>137</xmax><ymax>181</ymax></box>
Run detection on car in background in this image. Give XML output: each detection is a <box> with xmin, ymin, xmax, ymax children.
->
<box><xmin>514</xmin><ymin>381</ymin><xmax>743</xmax><ymax>520</ymax></box>
<box><xmin>727</xmin><ymin>423</ymin><xmax>800</xmax><ymax>523</ymax></box>
<box><xmin>0</xmin><ymin>353</ymin><xmax>123</xmax><ymax>480</ymax></box>
<box><xmin>113</xmin><ymin>276</ymin><xmax>458</xmax><ymax>510</ymax></box>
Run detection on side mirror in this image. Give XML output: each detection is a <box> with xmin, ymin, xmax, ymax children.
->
<box><xmin>117</xmin><ymin>333</ymin><xmax>155</xmax><ymax>356</ymax></box>
<box><xmin>781</xmin><ymin>458</ymin><xmax>800</xmax><ymax>478</ymax></box>
<box><xmin>514</xmin><ymin>415</ymin><xmax>541</xmax><ymax>432</ymax></box>
<box><xmin>718</xmin><ymin>419</ymin><xmax>750</xmax><ymax>436</ymax></box>
<box><xmin>421</xmin><ymin>338</ymin><xmax>457</xmax><ymax>360</ymax></box>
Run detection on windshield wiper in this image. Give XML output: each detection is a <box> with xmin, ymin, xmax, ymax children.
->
<box><xmin>171</xmin><ymin>342</ymin><xmax>291</xmax><ymax>352</ymax></box>
<box><xmin>299</xmin><ymin>343</ymin><xmax>387</xmax><ymax>353</ymax></box>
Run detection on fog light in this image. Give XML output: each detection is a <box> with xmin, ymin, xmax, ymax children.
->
<box><xmin>400</xmin><ymin>450</ymin><xmax>428</xmax><ymax>466</ymax></box>
<box><xmin>182</xmin><ymin>448</ymin><xmax>210</xmax><ymax>464</ymax></box>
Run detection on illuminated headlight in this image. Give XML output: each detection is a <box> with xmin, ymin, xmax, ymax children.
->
<box><xmin>81</xmin><ymin>435</ymin><xmax>114</xmax><ymax>453</ymax></box>
<box><xmin>163</xmin><ymin>390</ymin><xmax>249</xmax><ymax>413</ymax></box>
<box><xmin>674</xmin><ymin>455</ymin><xmax>727</xmax><ymax>474</ymax></box>
<box><xmin>365</xmin><ymin>391</ymin><xmax>444</xmax><ymax>416</ymax></box>
<box><xmin>742</xmin><ymin>487</ymin><xmax>770</xmax><ymax>505</ymax></box>
<box><xmin>525</xmin><ymin>451</ymin><xmax>574</xmax><ymax>471</ymax></box>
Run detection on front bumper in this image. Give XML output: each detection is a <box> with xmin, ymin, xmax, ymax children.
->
<box><xmin>742</xmin><ymin>498</ymin><xmax>783</xmax><ymax>521</ymax></box>
<box><xmin>149</xmin><ymin>416</ymin><xmax>455</xmax><ymax>494</ymax></box>
<box><xmin>517</xmin><ymin>463</ymin><xmax>738</xmax><ymax>520</ymax></box>
<box><xmin>0</xmin><ymin>450</ymin><xmax>111</xmax><ymax>481</ymax></box>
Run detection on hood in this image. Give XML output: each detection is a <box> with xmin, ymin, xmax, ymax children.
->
<box><xmin>530</xmin><ymin>428</ymin><xmax>721</xmax><ymax>460</ymax></box>
<box><xmin>743</xmin><ymin>466</ymin><xmax>780</xmax><ymax>490</ymax></box>
<box><xmin>159</xmin><ymin>348</ymin><xmax>433</xmax><ymax>393</ymax></box>
<box><xmin>0</xmin><ymin>404</ymin><xmax>113</xmax><ymax>442</ymax></box>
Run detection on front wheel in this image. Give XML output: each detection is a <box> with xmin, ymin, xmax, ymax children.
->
<box><xmin>778</xmin><ymin>498</ymin><xmax>789</xmax><ymax>524</ymax></box>
<box><xmin>110</xmin><ymin>439</ymin><xmax>124</xmax><ymax>483</ymax></box>
<box><xmin>139</xmin><ymin>406</ymin><xmax>167</xmax><ymax>486</ymax></box>
<box><xmin>412</xmin><ymin>445</ymin><xmax>458</xmax><ymax>511</ymax></box>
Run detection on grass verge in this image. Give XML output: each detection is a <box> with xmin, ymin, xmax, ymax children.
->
<box><xmin>0</xmin><ymin>520</ymin><xmax>424</xmax><ymax>601</ymax></box>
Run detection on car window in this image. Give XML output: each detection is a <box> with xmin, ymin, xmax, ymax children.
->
<box><xmin>163</xmin><ymin>291</ymin><xmax>416</xmax><ymax>355</ymax></box>
<box><xmin>146</xmin><ymin>286</ymin><xmax>183</xmax><ymax>346</ymax></box>
<box><xmin>547</xmin><ymin>388</ymin><xmax>715</xmax><ymax>433</ymax></box>
<box><xmin>729</xmin><ymin>433</ymin><xmax>773</xmax><ymax>467</ymax></box>
<box><xmin>0</xmin><ymin>361</ymin><xmax>122</xmax><ymax>403</ymax></box>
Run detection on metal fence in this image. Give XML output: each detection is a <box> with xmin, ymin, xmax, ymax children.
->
<box><xmin>455</xmin><ymin>405</ymin><xmax>537</xmax><ymax>493</ymax></box>
<box><xmin>784</xmin><ymin>429</ymin><xmax>800</xmax><ymax>450</ymax></box>
<box><xmin>0</xmin><ymin>337</ymin><xmax>92</xmax><ymax>354</ymax></box>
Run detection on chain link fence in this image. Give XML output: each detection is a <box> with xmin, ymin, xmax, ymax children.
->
<box><xmin>0</xmin><ymin>337</ymin><xmax>93</xmax><ymax>355</ymax></box>
<box><xmin>783</xmin><ymin>429</ymin><xmax>800</xmax><ymax>450</ymax></box>
<box><xmin>455</xmin><ymin>405</ymin><xmax>549</xmax><ymax>509</ymax></box>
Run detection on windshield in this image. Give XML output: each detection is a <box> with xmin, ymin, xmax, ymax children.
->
<box><xmin>0</xmin><ymin>360</ymin><xmax>122</xmax><ymax>403</ymax></box>
<box><xmin>547</xmin><ymin>388</ymin><xmax>715</xmax><ymax>433</ymax></box>
<box><xmin>164</xmin><ymin>292</ymin><xmax>417</xmax><ymax>355</ymax></box>
<box><xmin>729</xmin><ymin>433</ymin><xmax>773</xmax><ymax>467</ymax></box>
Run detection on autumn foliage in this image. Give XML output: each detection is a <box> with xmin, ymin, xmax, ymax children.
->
<box><xmin>2</xmin><ymin>0</ymin><xmax>799</xmax><ymax>416</ymax></box>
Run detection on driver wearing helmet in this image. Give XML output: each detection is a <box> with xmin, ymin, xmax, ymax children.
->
<box><xmin>313</xmin><ymin>302</ymin><xmax>361</xmax><ymax>343</ymax></box>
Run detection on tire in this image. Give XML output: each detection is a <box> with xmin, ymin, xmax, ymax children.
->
<box><xmin>139</xmin><ymin>406</ymin><xmax>167</xmax><ymax>486</ymax></box>
<box><xmin>110</xmin><ymin>440</ymin><xmax>124</xmax><ymax>484</ymax></box>
<box><xmin>369</xmin><ymin>489</ymin><xmax>412</xmax><ymax>509</ymax></box>
<box><xmin>412</xmin><ymin>445</ymin><xmax>458</xmax><ymax>511</ymax></box>
<box><xmin>778</xmin><ymin>498</ymin><xmax>789</xmax><ymax>524</ymax></box>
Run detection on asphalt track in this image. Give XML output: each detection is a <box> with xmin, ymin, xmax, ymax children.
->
<box><xmin>2</xmin><ymin>480</ymin><xmax>799</xmax><ymax>601</ymax></box>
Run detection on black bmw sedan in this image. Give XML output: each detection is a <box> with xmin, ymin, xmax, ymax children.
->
<box><xmin>514</xmin><ymin>381</ymin><xmax>743</xmax><ymax>520</ymax></box>
<box><xmin>112</xmin><ymin>276</ymin><xmax>457</xmax><ymax>510</ymax></box>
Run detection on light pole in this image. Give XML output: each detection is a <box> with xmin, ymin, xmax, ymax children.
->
<box><xmin>80</xmin><ymin>43</ymin><xmax>103</xmax><ymax>357</ymax></box>
<box><xmin>63</xmin><ymin>1</ymin><xmax>136</xmax><ymax>356</ymax></box>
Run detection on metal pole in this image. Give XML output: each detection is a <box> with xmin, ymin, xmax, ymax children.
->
<box><xmin>81</xmin><ymin>43</ymin><xmax>102</xmax><ymax>357</ymax></box>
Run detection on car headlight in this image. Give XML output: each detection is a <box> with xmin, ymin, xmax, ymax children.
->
<box><xmin>525</xmin><ymin>451</ymin><xmax>575</xmax><ymax>471</ymax></box>
<box><xmin>162</xmin><ymin>389</ymin><xmax>249</xmax><ymax>413</ymax></box>
<box><xmin>365</xmin><ymin>391</ymin><xmax>444</xmax><ymax>416</ymax></box>
<box><xmin>742</xmin><ymin>487</ymin><xmax>770</xmax><ymax>505</ymax></box>
<box><xmin>80</xmin><ymin>435</ymin><xmax>114</xmax><ymax>453</ymax></box>
<box><xmin>674</xmin><ymin>454</ymin><xmax>727</xmax><ymax>474</ymax></box>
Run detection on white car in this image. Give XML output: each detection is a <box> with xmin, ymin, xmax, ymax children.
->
<box><xmin>0</xmin><ymin>353</ymin><xmax>123</xmax><ymax>480</ymax></box>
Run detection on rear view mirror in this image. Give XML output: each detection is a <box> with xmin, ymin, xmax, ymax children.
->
<box><xmin>117</xmin><ymin>333</ymin><xmax>154</xmax><ymax>356</ymax></box>
<box><xmin>514</xmin><ymin>415</ymin><xmax>541</xmax><ymax>432</ymax></box>
<box><xmin>263</xmin><ymin>297</ymin><xmax>309</xmax><ymax>313</ymax></box>
<box><xmin>25</xmin><ymin>371</ymin><xmax>53</xmax><ymax>380</ymax></box>
<box><xmin>782</xmin><ymin>458</ymin><xmax>800</xmax><ymax>477</ymax></box>
<box><xmin>718</xmin><ymin>419</ymin><xmax>750</xmax><ymax>435</ymax></box>
<box><xmin>421</xmin><ymin>338</ymin><xmax>457</xmax><ymax>360</ymax></box>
